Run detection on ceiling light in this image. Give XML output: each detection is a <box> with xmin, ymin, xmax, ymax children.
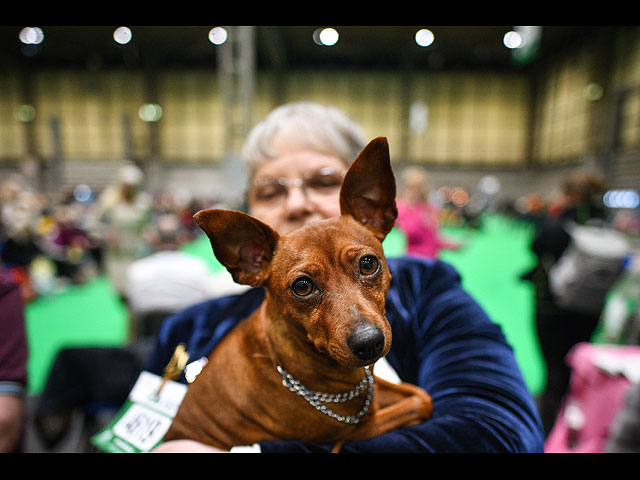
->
<box><xmin>315</xmin><ymin>28</ymin><xmax>339</xmax><ymax>46</ymax></box>
<box><xmin>503</xmin><ymin>31</ymin><xmax>523</xmax><ymax>49</ymax></box>
<box><xmin>415</xmin><ymin>29</ymin><xmax>434</xmax><ymax>47</ymax></box>
<box><xmin>113</xmin><ymin>27</ymin><xmax>132</xmax><ymax>45</ymax></box>
<box><xmin>208</xmin><ymin>27</ymin><xmax>228</xmax><ymax>45</ymax></box>
<box><xmin>19</xmin><ymin>27</ymin><xmax>44</xmax><ymax>45</ymax></box>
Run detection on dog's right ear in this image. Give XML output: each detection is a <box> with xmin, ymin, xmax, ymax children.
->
<box><xmin>193</xmin><ymin>209</ymin><xmax>279</xmax><ymax>287</ymax></box>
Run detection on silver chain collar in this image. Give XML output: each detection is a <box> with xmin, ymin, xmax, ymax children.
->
<box><xmin>276</xmin><ymin>364</ymin><xmax>374</xmax><ymax>424</ymax></box>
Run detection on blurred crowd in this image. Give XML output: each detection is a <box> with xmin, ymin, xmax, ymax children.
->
<box><xmin>0</xmin><ymin>166</ymin><xmax>216</xmax><ymax>305</ymax></box>
<box><xmin>504</xmin><ymin>184</ymin><xmax>640</xmax><ymax>237</ymax></box>
<box><xmin>3</xmin><ymin>163</ymin><xmax>639</xmax><ymax>308</ymax></box>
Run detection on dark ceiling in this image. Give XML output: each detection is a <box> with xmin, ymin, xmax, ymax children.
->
<box><xmin>0</xmin><ymin>25</ymin><xmax>614</xmax><ymax>72</ymax></box>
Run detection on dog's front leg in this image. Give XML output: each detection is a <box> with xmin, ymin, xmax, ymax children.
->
<box><xmin>345</xmin><ymin>377</ymin><xmax>433</xmax><ymax>443</ymax></box>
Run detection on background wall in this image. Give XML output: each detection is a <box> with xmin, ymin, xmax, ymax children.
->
<box><xmin>1</xmin><ymin>26</ymin><xmax>639</xmax><ymax>203</ymax></box>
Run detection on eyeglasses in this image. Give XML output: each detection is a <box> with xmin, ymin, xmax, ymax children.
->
<box><xmin>249</xmin><ymin>167</ymin><xmax>346</xmax><ymax>211</ymax></box>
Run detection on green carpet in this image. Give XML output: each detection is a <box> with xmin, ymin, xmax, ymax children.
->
<box><xmin>24</xmin><ymin>214</ymin><xmax>545</xmax><ymax>397</ymax></box>
<box><xmin>25</xmin><ymin>276</ymin><xmax>130</xmax><ymax>395</ymax></box>
<box><xmin>438</xmin><ymin>215</ymin><xmax>545</xmax><ymax>396</ymax></box>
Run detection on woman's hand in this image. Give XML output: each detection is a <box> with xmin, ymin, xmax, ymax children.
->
<box><xmin>151</xmin><ymin>439</ymin><xmax>227</xmax><ymax>453</ymax></box>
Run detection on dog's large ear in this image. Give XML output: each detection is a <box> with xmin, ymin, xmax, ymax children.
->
<box><xmin>339</xmin><ymin>136</ymin><xmax>397</xmax><ymax>241</ymax></box>
<box><xmin>193</xmin><ymin>209</ymin><xmax>279</xmax><ymax>287</ymax></box>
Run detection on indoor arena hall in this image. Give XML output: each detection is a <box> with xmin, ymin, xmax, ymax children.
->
<box><xmin>1</xmin><ymin>26</ymin><xmax>639</xmax><ymax>454</ymax></box>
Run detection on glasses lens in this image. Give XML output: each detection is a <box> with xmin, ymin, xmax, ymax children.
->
<box><xmin>251</xmin><ymin>179</ymin><xmax>287</xmax><ymax>207</ymax></box>
<box><xmin>304</xmin><ymin>169</ymin><xmax>343</xmax><ymax>197</ymax></box>
<box><xmin>250</xmin><ymin>168</ymin><xmax>346</xmax><ymax>209</ymax></box>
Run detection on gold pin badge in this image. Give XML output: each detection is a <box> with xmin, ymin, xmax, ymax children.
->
<box><xmin>156</xmin><ymin>343</ymin><xmax>190</xmax><ymax>396</ymax></box>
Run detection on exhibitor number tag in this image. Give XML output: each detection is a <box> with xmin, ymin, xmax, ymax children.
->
<box><xmin>91</xmin><ymin>371</ymin><xmax>188</xmax><ymax>453</ymax></box>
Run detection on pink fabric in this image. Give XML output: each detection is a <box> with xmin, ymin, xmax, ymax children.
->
<box><xmin>545</xmin><ymin>342</ymin><xmax>640</xmax><ymax>453</ymax></box>
<box><xmin>396</xmin><ymin>200</ymin><xmax>452</xmax><ymax>258</ymax></box>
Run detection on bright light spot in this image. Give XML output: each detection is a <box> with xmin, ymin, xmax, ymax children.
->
<box><xmin>73</xmin><ymin>184</ymin><xmax>93</xmax><ymax>203</ymax></box>
<box><xmin>478</xmin><ymin>175</ymin><xmax>501</xmax><ymax>196</ymax></box>
<box><xmin>113</xmin><ymin>26</ymin><xmax>132</xmax><ymax>45</ymax></box>
<box><xmin>503</xmin><ymin>31</ymin><xmax>523</xmax><ymax>49</ymax></box>
<box><xmin>585</xmin><ymin>83</ymin><xmax>604</xmax><ymax>101</ymax></box>
<box><xmin>138</xmin><ymin>103</ymin><xmax>163</xmax><ymax>122</ymax></box>
<box><xmin>312</xmin><ymin>29</ymin><xmax>323</xmax><ymax>45</ymax></box>
<box><xmin>318</xmin><ymin>28</ymin><xmax>339</xmax><ymax>46</ymax></box>
<box><xmin>449</xmin><ymin>187</ymin><xmax>470</xmax><ymax>207</ymax></box>
<box><xmin>415</xmin><ymin>29</ymin><xmax>434</xmax><ymax>47</ymax></box>
<box><xmin>19</xmin><ymin>27</ymin><xmax>44</xmax><ymax>45</ymax></box>
<box><xmin>16</xmin><ymin>104</ymin><xmax>36</xmax><ymax>123</ymax></box>
<box><xmin>603</xmin><ymin>189</ymin><xmax>640</xmax><ymax>209</ymax></box>
<box><xmin>208</xmin><ymin>27</ymin><xmax>228</xmax><ymax>45</ymax></box>
<box><xmin>409</xmin><ymin>101</ymin><xmax>428</xmax><ymax>133</ymax></box>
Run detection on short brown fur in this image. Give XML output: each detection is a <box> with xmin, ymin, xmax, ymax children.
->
<box><xmin>164</xmin><ymin>137</ymin><xmax>432</xmax><ymax>450</ymax></box>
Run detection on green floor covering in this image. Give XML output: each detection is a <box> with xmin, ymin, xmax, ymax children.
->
<box><xmin>24</xmin><ymin>214</ymin><xmax>545</xmax><ymax>397</ymax></box>
<box><xmin>438</xmin><ymin>216</ymin><xmax>544</xmax><ymax>396</ymax></box>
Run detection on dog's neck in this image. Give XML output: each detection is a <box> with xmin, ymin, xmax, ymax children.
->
<box><xmin>258</xmin><ymin>300</ymin><xmax>367</xmax><ymax>392</ymax></box>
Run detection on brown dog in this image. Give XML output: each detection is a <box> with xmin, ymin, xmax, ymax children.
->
<box><xmin>163</xmin><ymin>137</ymin><xmax>432</xmax><ymax>451</ymax></box>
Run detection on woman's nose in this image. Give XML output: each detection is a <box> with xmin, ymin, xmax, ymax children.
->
<box><xmin>283</xmin><ymin>184</ymin><xmax>311</xmax><ymax>213</ymax></box>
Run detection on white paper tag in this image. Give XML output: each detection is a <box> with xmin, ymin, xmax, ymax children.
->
<box><xmin>129</xmin><ymin>371</ymin><xmax>187</xmax><ymax>416</ymax></box>
<box><xmin>112</xmin><ymin>403</ymin><xmax>174</xmax><ymax>451</ymax></box>
<box><xmin>91</xmin><ymin>371</ymin><xmax>188</xmax><ymax>453</ymax></box>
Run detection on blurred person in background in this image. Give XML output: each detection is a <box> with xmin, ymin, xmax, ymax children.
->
<box><xmin>0</xmin><ymin>267</ymin><xmax>29</xmax><ymax>452</ymax></box>
<box><xmin>148</xmin><ymin>102</ymin><xmax>543</xmax><ymax>453</ymax></box>
<box><xmin>45</xmin><ymin>200</ymin><xmax>100</xmax><ymax>285</ymax></box>
<box><xmin>0</xmin><ymin>175</ymin><xmax>46</xmax><ymax>302</ymax></box>
<box><xmin>95</xmin><ymin>164</ymin><xmax>152</xmax><ymax>303</ymax></box>
<box><xmin>126</xmin><ymin>212</ymin><xmax>248</xmax><ymax>339</ymax></box>
<box><xmin>396</xmin><ymin>166</ymin><xmax>460</xmax><ymax>258</ymax></box>
<box><xmin>524</xmin><ymin>168</ymin><xmax>610</xmax><ymax>435</ymax></box>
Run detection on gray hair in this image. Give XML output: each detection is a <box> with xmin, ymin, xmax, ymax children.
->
<box><xmin>241</xmin><ymin>102</ymin><xmax>367</xmax><ymax>177</ymax></box>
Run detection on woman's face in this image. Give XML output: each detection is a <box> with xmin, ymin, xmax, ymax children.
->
<box><xmin>247</xmin><ymin>147</ymin><xmax>347</xmax><ymax>236</ymax></box>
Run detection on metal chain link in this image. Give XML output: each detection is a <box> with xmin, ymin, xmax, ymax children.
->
<box><xmin>277</xmin><ymin>365</ymin><xmax>374</xmax><ymax>424</ymax></box>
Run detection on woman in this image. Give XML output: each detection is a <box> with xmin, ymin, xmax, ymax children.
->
<box><xmin>396</xmin><ymin>166</ymin><xmax>459</xmax><ymax>258</ymax></box>
<box><xmin>148</xmin><ymin>102</ymin><xmax>543</xmax><ymax>453</ymax></box>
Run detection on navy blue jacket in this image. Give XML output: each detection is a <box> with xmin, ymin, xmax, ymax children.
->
<box><xmin>144</xmin><ymin>256</ymin><xmax>544</xmax><ymax>453</ymax></box>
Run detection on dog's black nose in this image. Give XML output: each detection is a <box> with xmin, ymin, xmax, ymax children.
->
<box><xmin>347</xmin><ymin>325</ymin><xmax>385</xmax><ymax>362</ymax></box>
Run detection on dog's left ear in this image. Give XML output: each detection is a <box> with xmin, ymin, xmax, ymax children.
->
<box><xmin>193</xmin><ymin>209</ymin><xmax>279</xmax><ymax>287</ymax></box>
<box><xmin>339</xmin><ymin>136</ymin><xmax>397</xmax><ymax>242</ymax></box>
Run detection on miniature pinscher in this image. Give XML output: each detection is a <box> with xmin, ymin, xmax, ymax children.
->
<box><xmin>164</xmin><ymin>137</ymin><xmax>433</xmax><ymax>451</ymax></box>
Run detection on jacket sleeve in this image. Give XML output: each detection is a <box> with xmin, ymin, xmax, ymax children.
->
<box><xmin>259</xmin><ymin>258</ymin><xmax>545</xmax><ymax>453</ymax></box>
<box><xmin>143</xmin><ymin>289</ymin><xmax>265</xmax><ymax>380</ymax></box>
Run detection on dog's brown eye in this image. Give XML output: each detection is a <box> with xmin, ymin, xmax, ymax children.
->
<box><xmin>291</xmin><ymin>277</ymin><xmax>314</xmax><ymax>297</ymax></box>
<box><xmin>359</xmin><ymin>255</ymin><xmax>379</xmax><ymax>275</ymax></box>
